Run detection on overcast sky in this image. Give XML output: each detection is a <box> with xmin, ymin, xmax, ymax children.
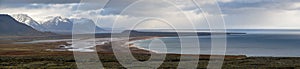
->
<box><xmin>0</xmin><ymin>0</ymin><xmax>299</xmax><ymax>29</ymax></box>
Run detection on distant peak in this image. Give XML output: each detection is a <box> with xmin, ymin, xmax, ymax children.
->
<box><xmin>42</xmin><ymin>16</ymin><xmax>72</xmax><ymax>25</ymax></box>
<box><xmin>11</xmin><ymin>14</ymin><xmax>35</xmax><ymax>21</ymax></box>
<box><xmin>53</xmin><ymin>16</ymin><xmax>63</xmax><ymax>19</ymax></box>
<box><xmin>12</xmin><ymin>14</ymin><xmax>35</xmax><ymax>20</ymax></box>
<box><xmin>53</xmin><ymin>16</ymin><xmax>70</xmax><ymax>21</ymax></box>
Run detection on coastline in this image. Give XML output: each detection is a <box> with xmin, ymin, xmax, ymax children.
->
<box><xmin>94</xmin><ymin>36</ymin><xmax>160</xmax><ymax>54</ymax></box>
<box><xmin>127</xmin><ymin>36</ymin><xmax>161</xmax><ymax>53</ymax></box>
<box><xmin>2</xmin><ymin>37</ymin><xmax>300</xmax><ymax>68</ymax></box>
<box><xmin>123</xmin><ymin>36</ymin><xmax>247</xmax><ymax>59</ymax></box>
<box><xmin>0</xmin><ymin>35</ymin><xmax>248</xmax><ymax>59</ymax></box>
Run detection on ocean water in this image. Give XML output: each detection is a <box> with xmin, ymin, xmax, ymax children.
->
<box><xmin>134</xmin><ymin>30</ymin><xmax>300</xmax><ymax>57</ymax></box>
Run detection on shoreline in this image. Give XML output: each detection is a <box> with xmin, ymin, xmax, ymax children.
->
<box><xmin>2</xmin><ymin>36</ymin><xmax>300</xmax><ymax>68</ymax></box>
<box><xmin>123</xmin><ymin>36</ymin><xmax>248</xmax><ymax>59</ymax></box>
<box><xmin>3</xmin><ymin>35</ymin><xmax>292</xmax><ymax>58</ymax></box>
<box><xmin>127</xmin><ymin>36</ymin><xmax>161</xmax><ymax>53</ymax></box>
<box><xmin>2</xmin><ymin>36</ymin><xmax>248</xmax><ymax>58</ymax></box>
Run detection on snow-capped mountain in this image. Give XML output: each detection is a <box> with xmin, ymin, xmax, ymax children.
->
<box><xmin>11</xmin><ymin>14</ymin><xmax>46</xmax><ymax>31</ymax></box>
<box><xmin>0</xmin><ymin>14</ymin><xmax>53</xmax><ymax>36</ymax></box>
<box><xmin>40</xmin><ymin>16</ymin><xmax>104</xmax><ymax>33</ymax></box>
<box><xmin>41</xmin><ymin>16</ymin><xmax>73</xmax><ymax>33</ymax></box>
<box><xmin>8</xmin><ymin>14</ymin><xmax>104</xmax><ymax>34</ymax></box>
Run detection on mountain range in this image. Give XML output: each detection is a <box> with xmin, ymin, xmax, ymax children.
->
<box><xmin>11</xmin><ymin>14</ymin><xmax>47</xmax><ymax>31</ymax></box>
<box><xmin>10</xmin><ymin>14</ymin><xmax>104</xmax><ymax>34</ymax></box>
<box><xmin>0</xmin><ymin>14</ymin><xmax>52</xmax><ymax>36</ymax></box>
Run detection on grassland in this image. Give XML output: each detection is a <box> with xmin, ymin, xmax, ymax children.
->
<box><xmin>1</xmin><ymin>54</ymin><xmax>300</xmax><ymax>68</ymax></box>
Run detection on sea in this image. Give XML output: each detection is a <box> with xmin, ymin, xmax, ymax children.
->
<box><xmin>133</xmin><ymin>29</ymin><xmax>300</xmax><ymax>57</ymax></box>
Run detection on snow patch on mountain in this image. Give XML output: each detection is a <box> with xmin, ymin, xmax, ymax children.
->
<box><xmin>40</xmin><ymin>16</ymin><xmax>104</xmax><ymax>33</ymax></box>
<box><xmin>11</xmin><ymin>14</ymin><xmax>46</xmax><ymax>31</ymax></box>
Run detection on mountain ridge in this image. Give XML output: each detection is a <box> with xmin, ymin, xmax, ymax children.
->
<box><xmin>40</xmin><ymin>16</ymin><xmax>105</xmax><ymax>34</ymax></box>
<box><xmin>0</xmin><ymin>14</ymin><xmax>53</xmax><ymax>36</ymax></box>
<box><xmin>9</xmin><ymin>14</ymin><xmax>105</xmax><ymax>34</ymax></box>
<box><xmin>11</xmin><ymin>14</ymin><xmax>46</xmax><ymax>31</ymax></box>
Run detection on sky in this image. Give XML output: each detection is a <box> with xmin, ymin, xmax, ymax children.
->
<box><xmin>0</xmin><ymin>0</ymin><xmax>300</xmax><ymax>29</ymax></box>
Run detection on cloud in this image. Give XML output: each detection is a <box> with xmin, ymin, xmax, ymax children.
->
<box><xmin>0</xmin><ymin>0</ymin><xmax>300</xmax><ymax>29</ymax></box>
<box><xmin>0</xmin><ymin>0</ymin><xmax>80</xmax><ymax>4</ymax></box>
<box><xmin>220</xmin><ymin>0</ymin><xmax>300</xmax><ymax>12</ymax></box>
<box><xmin>218</xmin><ymin>0</ymin><xmax>300</xmax><ymax>29</ymax></box>
<box><xmin>0</xmin><ymin>3</ymin><xmax>79</xmax><ymax>21</ymax></box>
<box><xmin>95</xmin><ymin>0</ymin><xmax>210</xmax><ymax>29</ymax></box>
<box><xmin>67</xmin><ymin>0</ymin><xmax>207</xmax><ymax>29</ymax></box>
